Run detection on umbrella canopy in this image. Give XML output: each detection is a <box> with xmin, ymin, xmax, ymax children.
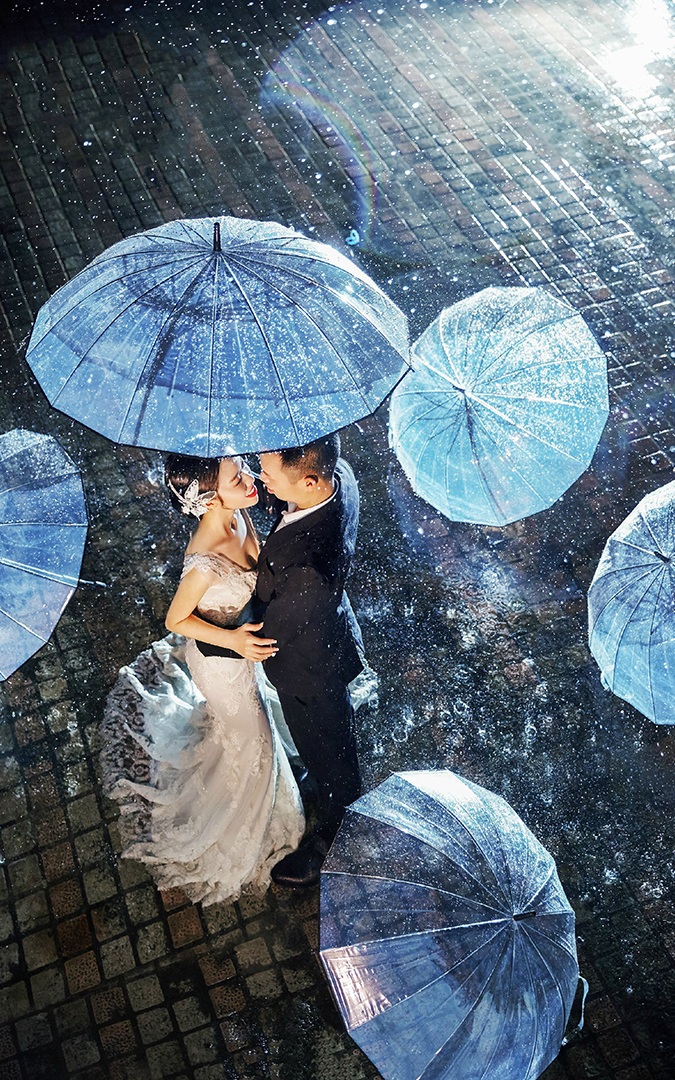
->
<box><xmin>26</xmin><ymin>216</ymin><xmax>409</xmax><ymax>455</ymax></box>
<box><xmin>588</xmin><ymin>480</ymin><xmax>675</xmax><ymax>724</ymax></box>
<box><xmin>0</xmin><ymin>429</ymin><xmax>88</xmax><ymax>680</ymax></box>
<box><xmin>320</xmin><ymin>770</ymin><xmax>578</xmax><ymax>1080</ymax></box>
<box><xmin>388</xmin><ymin>286</ymin><xmax>608</xmax><ymax>525</ymax></box>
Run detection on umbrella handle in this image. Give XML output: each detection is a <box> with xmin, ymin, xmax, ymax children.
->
<box><xmin>561</xmin><ymin>976</ymin><xmax>589</xmax><ymax>1047</ymax></box>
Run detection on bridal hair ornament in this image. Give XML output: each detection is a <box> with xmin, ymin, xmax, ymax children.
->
<box><xmin>168</xmin><ymin>479</ymin><xmax>217</xmax><ymax>519</ymax></box>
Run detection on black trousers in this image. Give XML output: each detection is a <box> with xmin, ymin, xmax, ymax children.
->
<box><xmin>277</xmin><ymin>677</ymin><xmax>361</xmax><ymax>845</ymax></box>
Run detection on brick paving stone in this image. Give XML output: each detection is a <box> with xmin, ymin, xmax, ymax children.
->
<box><xmin>8</xmin><ymin>854</ymin><xmax>44</xmax><ymax>896</ymax></box>
<box><xmin>167</xmin><ymin>907</ymin><xmax>204</xmax><ymax>949</ymax></box>
<box><xmin>125</xmin><ymin>885</ymin><xmax>160</xmax><ymax>925</ymax></box>
<box><xmin>49</xmin><ymin>878</ymin><xmax>84</xmax><ymax>920</ymax></box>
<box><xmin>90</xmin><ymin>898</ymin><xmax>127</xmax><ymax>944</ymax></box>
<box><xmin>100</xmin><ymin>934</ymin><xmax>136</xmax><ymax>979</ymax></box>
<box><xmin>126</xmin><ymin>975</ymin><xmax>164</xmax><ymax>1013</ymax></box>
<box><xmin>41</xmin><ymin>842</ymin><xmax>75</xmax><ymax>883</ymax></box>
<box><xmin>64</xmin><ymin>950</ymin><xmax>101</xmax><ymax>994</ymax></box>
<box><xmin>208</xmin><ymin>984</ymin><xmax>246</xmax><ymax>1019</ymax></box>
<box><xmin>171</xmin><ymin>997</ymin><xmax>210</xmax><ymax>1033</ymax></box>
<box><xmin>245</xmin><ymin>970</ymin><xmax>284</xmax><ymax>1000</ymax></box>
<box><xmin>22</xmin><ymin>928</ymin><xmax>57</xmax><ymax>970</ymax></box>
<box><xmin>57</xmin><ymin>914</ymin><xmax>92</xmax><ymax>958</ymax></box>
<box><xmin>100</xmin><ymin>1019</ymin><xmax>138</xmax><ymax>1057</ymax></box>
<box><xmin>137</xmin><ymin>1007</ymin><xmax>174</xmax><ymax>1047</ymax></box>
<box><xmin>29</xmin><ymin>967</ymin><xmax>64</xmax><ymax>1011</ymax></box>
<box><xmin>183</xmin><ymin>1025</ymin><xmax>222</xmax><ymax>1067</ymax></box>
<box><xmin>233</xmin><ymin>939</ymin><xmax>272</xmax><ymax>974</ymax></box>
<box><xmin>198</xmin><ymin>955</ymin><xmax>236</xmax><ymax>987</ymax></box>
<box><xmin>219</xmin><ymin>1017</ymin><xmax>250</xmax><ymax>1053</ymax></box>
<box><xmin>145</xmin><ymin>1039</ymin><xmax>184</xmax><ymax>1079</ymax></box>
<box><xmin>0</xmin><ymin>1024</ymin><xmax>16</xmax><ymax>1059</ymax></box>
<box><xmin>91</xmin><ymin>986</ymin><xmax>127</xmax><ymax>1026</ymax></box>
<box><xmin>83</xmin><ymin>864</ymin><xmax>117</xmax><ymax>906</ymax></box>
<box><xmin>136</xmin><ymin>920</ymin><xmax>169</xmax><ymax>964</ymax></box>
<box><xmin>61</xmin><ymin>1031</ymin><xmax>101</xmax><ymax>1072</ymax></box>
<box><xmin>14</xmin><ymin>1012</ymin><xmax>53</xmax><ymax>1051</ymax></box>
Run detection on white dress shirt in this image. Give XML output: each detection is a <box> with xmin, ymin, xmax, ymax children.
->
<box><xmin>274</xmin><ymin>486</ymin><xmax>336</xmax><ymax>531</ymax></box>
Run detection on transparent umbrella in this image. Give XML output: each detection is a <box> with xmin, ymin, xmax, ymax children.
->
<box><xmin>388</xmin><ymin>287</ymin><xmax>608</xmax><ymax>525</ymax></box>
<box><xmin>26</xmin><ymin>216</ymin><xmax>409</xmax><ymax>455</ymax></box>
<box><xmin>0</xmin><ymin>429</ymin><xmax>88</xmax><ymax>679</ymax></box>
<box><xmin>320</xmin><ymin>770</ymin><xmax>580</xmax><ymax>1080</ymax></box>
<box><xmin>589</xmin><ymin>479</ymin><xmax>675</xmax><ymax>724</ymax></box>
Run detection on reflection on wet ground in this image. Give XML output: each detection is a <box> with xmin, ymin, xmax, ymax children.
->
<box><xmin>2</xmin><ymin>0</ymin><xmax>675</xmax><ymax>1076</ymax></box>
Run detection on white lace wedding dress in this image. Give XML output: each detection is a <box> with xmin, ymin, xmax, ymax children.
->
<box><xmin>101</xmin><ymin>550</ymin><xmax>305</xmax><ymax>906</ymax></box>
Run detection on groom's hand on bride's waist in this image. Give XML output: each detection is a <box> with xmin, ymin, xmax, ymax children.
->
<box><xmin>195</xmin><ymin>623</ymin><xmax>278</xmax><ymax>662</ymax></box>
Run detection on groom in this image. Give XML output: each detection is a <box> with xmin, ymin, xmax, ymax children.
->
<box><xmin>256</xmin><ymin>432</ymin><xmax>363</xmax><ymax>887</ymax></box>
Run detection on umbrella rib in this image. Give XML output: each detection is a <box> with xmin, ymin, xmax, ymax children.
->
<box><xmin>322</xmin><ymin>869</ymin><xmax>508</xmax><ymax>913</ymax></box>
<box><xmin>454</xmin><ymin>293</ymin><xmax>534</xmax><ymax>376</ymax></box>
<box><xmin>119</xmin><ymin>262</ymin><xmax>215</xmax><ymax>442</ymax></box>
<box><xmin>416</xmin><ymin>930</ymin><xmax>513</xmax><ymax>1077</ymax></box>
<box><xmin>0</xmin><ymin>555</ymin><xmax>82</xmax><ymax>588</ymax></box>
<box><xmin>589</xmin><ymin>564</ymin><xmax>662</xmax><ymax>636</ymax></box>
<box><xmin>222</xmin><ymin>261</ymin><xmax>302</xmax><ymax>444</ymax></box>
<box><xmin>229</xmin><ymin>251</ymin><xmax>408</xmax><ymax>359</ymax></box>
<box><xmin>647</xmin><ymin>569</ymin><xmax>667</xmax><ymax>720</ymax></box>
<box><xmin>520</xmin><ymin>936</ymin><xmax>543</xmax><ymax>1080</ymax></box>
<box><xmin>640</xmin><ymin>510</ymin><xmax>670</xmax><ymax>560</ymax></box>
<box><xmin>357</xmin><ymin>926</ymin><xmax>511</xmax><ymax>1020</ymax></box>
<box><xmin>323</xmin><ymin>919</ymin><xmax>508</xmax><ymax>950</ymax></box>
<box><xmin>615</xmin><ymin>537</ymin><xmax>668</xmax><ymax>558</ymax></box>
<box><xmin>478</xmin><ymin>933</ymin><xmax>515</xmax><ymax>1080</ymax></box>
<box><xmin>607</xmin><ymin>569</ymin><xmax>665</xmax><ymax>678</ymax></box>
<box><xmin>139</xmin><ymin>231</ymin><xmax>206</xmax><ymax>250</ymax></box>
<box><xmin>468</xmin><ymin>393</ymin><xmax>588</xmax><ymax>463</ymax></box>
<box><xmin>0</xmin><ymin>605</ymin><xmax>49</xmax><ymax>641</ymax></box>
<box><xmin>519</xmin><ymin>862</ymin><xmax>556</xmax><ymax>910</ymax></box>
<box><xmin>523</xmin><ymin>929</ymin><xmax>570</xmax><ymax>1046</ymax></box>
<box><xmin>393</xmin><ymin>397</ymin><xmax>454</xmax><ymax>443</ymax></box>
<box><xmin>524</xmin><ymin>919</ymin><xmax>580</xmax><ymax>962</ymax></box>
<box><xmin>0</xmin><ymin>473</ymin><xmax>77</xmax><ymax>496</ymax></box>
<box><xmin>50</xmin><ymin>261</ymin><xmax>205</xmax><ymax>406</ymax></box>
<box><xmin>437</xmin><ymin>312</ymin><xmax>469</xmax><ymax>388</ymax></box>
<box><xmin>206</xmin><ymin>253</ymin><xmax>219</xmax><ymax>455</ymax></box>
<box><xmin>357</xmin><ymin>790</ymin><xmax>508</xmax><ymax>903</ymax></box>
<box><xmin>473</xmin><ymin>309</ymin><xmax>581</xmax><ymax>387</ymax></box>
<box><xmin>224</xmin><ymin>258</ymin><xmax>375</xmax><ymax>412</ymax></box>
<box><xmin>0</xmin><ymin>521</ymin><xmax>85</xmax><ymax>527</ymax></box>
<box><xmin>326</xmin><ymin>861</ymin><xmax>504</xmax><ymax>907</ymax></box>
<box><xmin>29</xmin><ymin>255</ymin><xmax>202</xmax><ymax>351</ymax></box>
<box><xmin>461</xmin><ymin>403</ymin><xmax>508</xmax><ymax>520</ymax></box>
<box><xmin>474</xmin><ymin>391</ymin><xmax>602</xmax><ymax>410</ymax></box>
<box><xmin>481</xmin><ymin>351</ymin><xmax>605</xmax><ymax>383</ymax></box>
<box><xmin>394</xmin><ymin>406</ymin><xmax>459</xmax><ymax>465</ymax></box>
<box><xmin>593</xmin><ymin>561</ymin><xmax>663</xmax><ymax>578</ymax></box>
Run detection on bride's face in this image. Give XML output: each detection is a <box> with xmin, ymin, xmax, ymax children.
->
<box><xmin>214</xmin><ymin>457</ymin><xmax>258</xmax><ymax>510</ymax></box>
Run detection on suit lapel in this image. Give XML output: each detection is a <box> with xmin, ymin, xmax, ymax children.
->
<box><xmin>260</xmin><ymin>475</ymin><xmax>342</xmax><ymax>560</ymax></box>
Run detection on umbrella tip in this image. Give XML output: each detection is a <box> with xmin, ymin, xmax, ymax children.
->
<box><xmin>213</xmin><ymin>222</ymin><xmax>221</xmax><ymax>252</ymax></box>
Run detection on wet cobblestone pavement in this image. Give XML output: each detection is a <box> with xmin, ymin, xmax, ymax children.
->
<box><xmin>2</xmin><ymin>0</ymin><xmax>675</xmax><ymax>1076</ymax></box>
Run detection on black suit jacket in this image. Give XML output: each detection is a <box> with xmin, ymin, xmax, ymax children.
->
<box><xmin>257</xmin><ymin>459</ymin><xmax>363</xmax><ymax>696</ymax></box>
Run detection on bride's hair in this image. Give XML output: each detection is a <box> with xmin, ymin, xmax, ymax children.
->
<box><xmin>164</xmin><ymin>454</ymin><xmax>221</xmax><ymax>519</ymax></box>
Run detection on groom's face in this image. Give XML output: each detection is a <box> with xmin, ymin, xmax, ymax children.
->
<box><xmin>258</xmin><ymin>452</ymin><xmax>307</xmax><ymax>504</ymax></box>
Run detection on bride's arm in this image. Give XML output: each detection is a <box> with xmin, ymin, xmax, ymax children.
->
<box><xmin>165</xmin><ymin>568</ymin><xmax>278</xmax><ymax>661</ymax></box>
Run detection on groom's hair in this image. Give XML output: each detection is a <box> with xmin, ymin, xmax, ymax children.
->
<box><xmin>279</xmin><ymin>433</ymin><xmax>340</xmax><ymax>481</ymax></box>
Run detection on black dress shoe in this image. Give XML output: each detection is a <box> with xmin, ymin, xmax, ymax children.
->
<box><xmin>271</xmin><ymin>837</ymin><xmax>329</xmax><ymax>888</ymax></box>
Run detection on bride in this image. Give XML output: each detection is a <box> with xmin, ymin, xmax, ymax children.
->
<box><xmin>101</xmin><ymin>453</ymin><xmax>305</xmax><ymax>906</ymax></box>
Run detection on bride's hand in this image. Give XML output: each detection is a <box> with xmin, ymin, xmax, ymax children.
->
<box><xmin>229</xmin><ymin>623</ymin><xmax>278</xmax><ymax>661</ymax></box>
